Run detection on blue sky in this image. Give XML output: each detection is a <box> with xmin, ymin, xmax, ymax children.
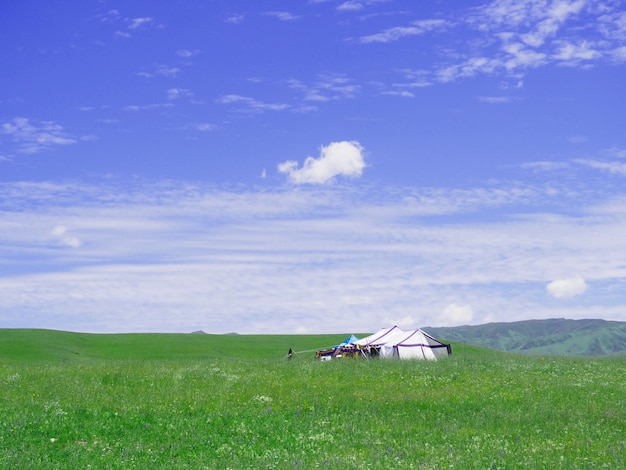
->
<box><xmin>1</xmin><ymin>0</ymin><xmax>626</xmax><ymax>333</ymax></box>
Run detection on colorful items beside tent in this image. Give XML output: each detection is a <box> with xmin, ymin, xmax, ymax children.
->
<box><xmin>315</xmin><ymin>326</ymin><xmax>451</xmax><ymax>361</ymax></box>
<box><xmin>315</xmin><ymin>334</ymin><xmax>361</xmax><ymax>361</ymax></box>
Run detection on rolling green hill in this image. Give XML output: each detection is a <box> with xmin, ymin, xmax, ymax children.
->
<box><xmin>0</xmin><ymin>329</ymin><xmax>350</xmax><ymax>364</ymax></box>
<box><xmin>0</xmin><ymin>328</ymin><xmax>503</xmax><ymax>364</ymax></box>
<box><xmin>5</xmin><ymin>319</ymin><xmax>623</xmax><ymax>363</ymax></box>
<box><xmin>424</xmin><ymin>318</ymin><xmax>626</xmax><ymax>356</ymax></box>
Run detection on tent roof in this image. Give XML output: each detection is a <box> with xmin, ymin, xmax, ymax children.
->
<box><xmin>354</xmin><ymin>326</ymin><xmax>402</xmax><ymax>346</ymax></box>
<box><xmin>355</xmin><ymin>326</ymin><xmax>448</xmax><ymax>348</ymax></box>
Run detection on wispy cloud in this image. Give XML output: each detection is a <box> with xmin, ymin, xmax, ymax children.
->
<box><xmin>478</xmin><ymin>95</ymin><xmax>515</xmax><ymax>104</ymax></box>
<box><xmin>263</xmin><ymin>11</ymin><xmax>301</xmax><ymax>21</ymax></box>
<box><xmin>123</xmin><ymin>103</ymin><xmax>174</xmax><ymax>112</ymax></box>
<box><xmin>552</xmin><ymin>39</ymin><xmax>601</xmax><ymax>66</ymax></box>
<box><xmin>391</xmin><ymin>69</ymin><xmax>433</xmax><ymax>90</ymax></box>
<box><xmin>567</xmin><ymin>135</ymin><xmax>588</xmax><ymax>144</ymax></box>
<box><xmin>470</xmin><ymin>0</ymin><xmax>586</xmax><ymax>37</ymax></box>
<box><xmin>127</xmin><ymin>17</ymin><xmax>154</xmax><ymax>30</ymax></box>
<box><xmin>360</xmin><ymin>0</ymin><xmax>626</xmax><ymax>85</ymax></box>
<box><xmin>338</xmin><ymin>1</ymin><xmax>364</xmax><ymax>12</ymax></box>
<box><xmin>100</xmin><ymin>10</ymin><xmax>162</xmax><ymax>38</ymax></box>
<box><xmin>436</xmin><ymin>56</ymin><xmax>502</xmax><ymax>83</ymax></box>
<box><xmin>358</xmin><ymin>19</ymin><xmax>448</xmax><ymax>44</ymax></box>
<box><xmin>575</xmin><ymin>159</ymin><xmax>626</xmax><ymax>176</ymax></box>
<box><xmin>225</xmin><ymin>13</ymin><xmax>245</xmax><ymax>24</ymax></box>
<box><xmin>0</xmin><ymin>118</ymin><xmax>78</xmax><ymax>155</ymax></box>
<box><xmin>287</xmin><ymin>74</ymin><xmax>360</xmax><ymax>102</ymax></box>
<box><xmin>381</xmin><ymin>90</ymin><xmax>415</xmax><ymax>98</ymax></box>
<box><xmin>137</xmin><ymin>64</ymin><xmax>180</xmax><ymax>79</ymax></box>
<box><xmin>167</xmin><ymin>88</ymin><xmax>194</xmax><ymax>101</ymax></box>
<box><xmin>604</xmin><ymin>147</ymin><xmax>626</xmax><ymax>159</ymax></box>
<box><xmin>176</xmin><ymin>49</ymin><xmax>200</xmax><ymax>58</ymax></box>
<box><xmin>522</xmin><ymin>147</ymin><xmax>626</xmax><ymax>177</ymax></box>
<box><xmin>217</xmin><ymin>94</ymin><xmax>290</xmax><ymax>113</ymax></box>
<box><xmin>189</xmin><ymin>123</ymin><xmax>217</xmax><ymax>132</ymax></box>
<box><xmin>521</xmin><ymin>161</ymin><xmax>570</xmax><ymax>172</ymax></box>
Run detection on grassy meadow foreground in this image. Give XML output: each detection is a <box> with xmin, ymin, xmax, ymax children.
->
<box><xmin>0</xmin><ymin>330</ymin><xmax>624</xmax><ymax>469</ymax></box>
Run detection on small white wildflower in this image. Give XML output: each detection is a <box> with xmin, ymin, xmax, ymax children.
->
<box><xmin>252</xmin><ymin>395</ymin><xmax>273</xmax><ymax>404</ymax></box>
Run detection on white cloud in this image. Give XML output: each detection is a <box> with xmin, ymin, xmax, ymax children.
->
<box><xmin>51</xmin><ymin>225</ymin><xmax>82</xmax><ymax>248</ymax></box>
<box><xmin>547</xmin><ymin>276</ymin><xmax>588</xmax><ymax>299</ymax></box>
<box><xmin>441</xmin><ymin>303</ymin><xmax>474</xmax><ymax>326</ymax></box>
<box><xmin>51</xmin><ymin>225</ymin><xmax>68</xmax><ymax>237</ymax></box>
<box><xmin>278</xmin><ymin>141</ymin><xmax>366</xmax><ymax>184</ymax></box>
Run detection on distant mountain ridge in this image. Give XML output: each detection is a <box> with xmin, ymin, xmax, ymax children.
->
<box><xmin>424</xmin><ymin>318</ymin><xmax>626</xmax><ymax>357</ymax></box>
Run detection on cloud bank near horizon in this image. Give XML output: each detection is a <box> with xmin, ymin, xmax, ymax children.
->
<box><xmin>1</xmin><ymin>174</ymin><xmax>625</xmax><ymax>334</ymax></box>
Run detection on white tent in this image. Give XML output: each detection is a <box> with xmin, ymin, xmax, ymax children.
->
<box><xmin>354</xmin><ymin>326</ymin><xmax>451</xmax><ymax>360</ymax></box>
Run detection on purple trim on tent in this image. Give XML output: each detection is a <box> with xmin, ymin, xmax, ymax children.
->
<box><xmin>398</xmin><ymin>343</ymin><xmax>452</xmax><ymax>355</ymax></box>
<box><xmin>398</xmin><ymin>329</ymin><xmax>420</xmax><ymax>343</ymax></box>
<box><xmin>396</xmin><ymin>329</ymin><xmax>443</xmax><ymax>348</ymax></box>
<box><xmin>364</xmin><ymin>325</ymin><xmax>401</xmax><ymax>346</ymax></box>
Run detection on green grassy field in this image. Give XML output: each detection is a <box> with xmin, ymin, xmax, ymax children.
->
<box><xmin>0</xmin><ymin>329</ymin><xmax>624</xmax><ymax>469</ymax></box>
